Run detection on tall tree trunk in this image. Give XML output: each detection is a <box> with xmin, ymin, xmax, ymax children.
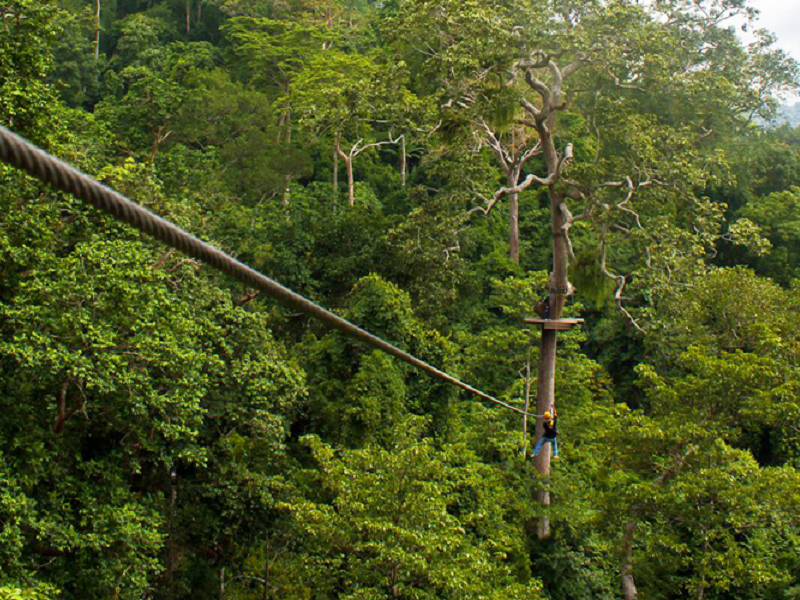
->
<box><xmin>534</xmin><ymin>327</ymin><xmax>557</xmax><ymax>539</ymax></box>
<box><xmin>532</xmin><ymin>119</ymin><xmax>571</xmax><ymax>538</ymax></box>
<box><xmin>276</xmin><ymin>113</ymin><xmax>286</xmax><ymax>142</ymax></box>
<box><xmin>617</xmin><ymin>448</ymin><xmax>696</xmax><ymax>599</ymax></box>
<box><xmin>621</xmin><ymin>522</ymin><xmax>638</xmax><ymax>600</ymax></box>
<box><xmin>508</xmin><ymin>188</ymin><xmax>520</xmax><ymax>264</ymax></box>
<box><xmin>220</xmin><ymin>566</ymin><xmax>226</xmax><ymax>600</ymax></box>
<box><xmin>185</xmin><ymin>0</ymin><xmax>191</xmax><ymax>33</ymax></box>
<box><xmin>333</xmin><ymin>145</ymin><xmax>339</xmax><ymax>194</ymax></box>
<box><xmin>346</xmin><ymin>155</ymin><xmax>354</xmax><ymax>206</ymax></box>
<box><xmin>389</xmin><ymin>564</ymin><xmax>400</xmax><ymax>598</ymax></box>
<box><xmin>282</xmin><ymin>110</ymin><xmax>292</xmax><ymax>206</ymax></box>
<box><xmin>165</xmin><ymin>468</ymin><xmax>179</xmax><ymax>592</ymax></box>
<box><xmin>400</xmin><ymin>135</ymin><xmax>407</xmax><ymax>186</ymax></box>
<box><xmin>93</xmin><ymin>0</ymin><xmax>101</xmax><ymax>60</ymax></box>
<box><xmin>505</xmin><ymin>167</ymin><xmax>521</xmax><ymax>264</ymax></box>
<box><xmin>322</xmin><ymin>7</ymin><xmax>334</xmax><ymax>49</ymax></box>
<box><xmin>197</xmin><ymin>0</ymin><xmax>202</xmax><ymax>21</ymax></box>
<box><xmin>263</xmin><ymin>554</ymin><xmax>270</xmax><ymax>600</ymax></box>
<box><xmin>334</xmin><ymin>137</ymin><xmax>353</xmax><ymax>207</ymax></box>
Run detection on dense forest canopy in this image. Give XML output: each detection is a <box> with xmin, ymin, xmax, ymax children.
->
<box><xmin>2</xmin><ymin>0</ymin><xmax>800</xmax><ymax>599</ymax></box>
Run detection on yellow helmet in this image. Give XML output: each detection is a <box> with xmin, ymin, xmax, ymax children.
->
<box><xmin>543</xmin><ymin>411</ymin><xmax>552</xmax><ymax>420</ymax></box>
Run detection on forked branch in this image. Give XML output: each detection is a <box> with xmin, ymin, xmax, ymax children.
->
<box><xmin>470</xmin><ymin>144</ymin><xmax>573</xmax><ymax>216</ymax></box>
<box><xmin>599</xmin><ymin>226</ymin><xmax>645</xmax><ymax>334</ymax></box>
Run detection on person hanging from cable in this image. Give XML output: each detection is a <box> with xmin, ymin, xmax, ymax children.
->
<box><xmin>532</xmin><ymin>405</ymin><xmax>559</xmax><ymax>460</ymax></box>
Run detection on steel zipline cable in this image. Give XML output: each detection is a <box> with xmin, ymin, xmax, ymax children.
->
<box><xmin>0</xmin><ymin>125</ymin><xmax>536</xmax><ymax>417</ymax></box>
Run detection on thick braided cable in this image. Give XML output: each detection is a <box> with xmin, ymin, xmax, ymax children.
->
<box><xmin>0</xmin><ymin>125</ymin><xmax>534</xmax><ymax>417</ymax></box>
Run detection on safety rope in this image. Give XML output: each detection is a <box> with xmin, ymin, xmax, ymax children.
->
<box><xmin>0</xmin><ymin>125</ymin><xmax>537</xmax><ymax>417</ymax></box>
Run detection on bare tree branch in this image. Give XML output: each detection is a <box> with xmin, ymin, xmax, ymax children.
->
<box><xmin>236</xmin><ymin>291</ymin><xmax>260</xmax><ymax>306</ymax></box>
<box><xmin>562</xmin><ymin>56</ymin><xmax>586</xmax><ymax>80</ymax></box>
<box><xmin>351</xmin><ymin>133</ymin><xmax>403</xmax><ymax>158</ymax></box>
<box><xmin>520</xmin><ymin>140</ymin><xmax>543</xmax><ymax>168</ymax></box>
<box><xmin>470</xmin><ymin>144</ymin><xmax>572</xmax><ymax>216</ymax></box>
<box><xmin>599</xmin><ymin>226</ymin><xmax>645</xmax><ymax>334</ymax></box>
<box><xmin>525</xmin><ymin>71</ymin><xmax>551</xmax><ymax>109</ymax></box>
<box><xmin>604</xmin><ymin>66</ymin><xmax>644</xmax><ymax>90</ymax></box>
<box><xmin>480</xmin><ymin>121</ymin><xmax>512</xmax><ymax>174</ymax></box>
<box><xmin>547</xmin><ymin>60</ymin><xmax>564</xmax><ymax>97</ymax></box>
<box><xmin>559</xmin><ymin>201</ymin><xmax>576</xmax><ymax>259</ymax></box>
<box><xmin>520</xmin><ymin>98</ymin><xmax>541</xmax><ymax>119</ymax></box>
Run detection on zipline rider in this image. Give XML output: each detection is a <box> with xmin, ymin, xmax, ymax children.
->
<box><xmin>533</xmin><ymin>406</ymin><xmax>559</xmax><ymax>460</ymax></box>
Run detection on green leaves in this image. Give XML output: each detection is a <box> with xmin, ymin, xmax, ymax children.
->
<box><xmin>737</xmin><ymin>187</ymin><xmax>800</xmax><ymax>283</ymax></box>
<box><xmin>3</xmin><ymin>0</ymin><xmax>800</xmax><ymax>598</ymax></box>
<box><xmin>0</xmin><ymin>0</ymin><xmax>63</xmax><ymax>139</ymax></box>
<box><xmin>284</xmin><ymin>424</ymin><xmax>543</xmax><ymax>599</ymax></box>
<box><xmin>223</xmin><ymin>16</ymin><xmax>326</xmax><ymax>91</ymax></box>
<box><xmin>0</xmin><ymin>584</ymin><xmax>60</xmax><ymax>600</ymax></box>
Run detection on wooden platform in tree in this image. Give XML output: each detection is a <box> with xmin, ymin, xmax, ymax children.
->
<box><xmin>523</xmin><ymin>318</ymin><xmax>585</xmax><ymax>331</ymax></box>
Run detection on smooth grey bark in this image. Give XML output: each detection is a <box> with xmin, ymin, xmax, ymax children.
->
<box><xmin>343</xmin><ymin>151</ymin><xmax>354</xmax><ymax>206</ymax></box>
<box><xmin>508</xmin><ymin>175</ymin><xmax>520</xmax><ymax>263</ymax></box>
<box><xmin>534</xmin><ymin>328</ymin><xmax>557</xmax><ymax>539</ymax></box>
<box><xmin>531</xmin><ymin>122</ymin><xmax>571</xmax><ymax>537</ymax></box>
<box><xmin>400</xmin><ymin>135</ymin><xmax>407</xmax><ymax>186</ymax></box>
<box><xmin>621</xmin><ymin>522</ymin><xmax>638</xmax><ymax>600</ymax></box>
<box><xmin>517</xmin><ymin>57</ymin><xmax>579</xmax><ymax>540</ymax></box>
<box><xmin>282</xmin><ymin>110</ymin><xmax>292</xmax><ymax>205</ymax></box>
<box><xmin>336</xmin><ymin>135</ymin><xmax>400</xmax><ymax>207</ymax></box>
<box><xmin>93</xmin><ymin>0</ymin><xmax>101</xmax><ymax>60</ymax></box>
<box><xmin>333</xmin><ymin>144</ymin><xmax>339</xmax><ymax>193</ymax></box>
<box><xmin>477</xmin><ymin>124</ymin><xmax>538</xmax><ymax>264</ymax></box>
